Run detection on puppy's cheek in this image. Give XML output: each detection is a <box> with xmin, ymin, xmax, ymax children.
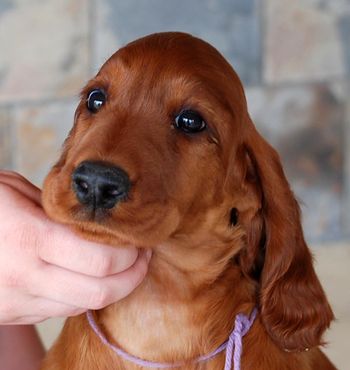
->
<box><xmin>115</xmin><ymin>205</ymin><xmax>180</xmax><ymax>246</ymax></box>
<box><xmin>42</xmin><ymin>170</ymin><xmax>57</xmax><ymax>211</ymax></box>
<box><xmin>42</xmin><ymin>168</ymin><xmax>71</xmax><ymax>222</ymax></box>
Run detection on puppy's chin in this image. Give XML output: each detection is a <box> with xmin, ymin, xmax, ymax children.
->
<box><xmin>69</xmin><ymin>222</ymin><xmax>144</xmax><ymax>249</ymax></box>
<box><xmin>44</xmin><ymin>202</ymin><xmax>161</xmax><ymax>249</ymax></box>
<box><xmin>45</xmin><ymin>203</ymin><xmax>155</xmax><ymax>248</ymax></box>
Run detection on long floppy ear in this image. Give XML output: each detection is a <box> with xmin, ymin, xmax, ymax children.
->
<box><xmin>243</xmin><ymin>117</ymin><xmax>334</xmax><ymax>351</ymax></box>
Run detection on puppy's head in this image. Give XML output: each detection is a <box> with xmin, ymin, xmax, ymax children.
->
<box><xmin>43</xmin><ymin>32</ymin><xmax>248</xmax><ymax>248</ymax></box>
<box><xmin>43</xmin><ymin>32</ymin><xmax>333</xmax><ymax>351</ymax></box>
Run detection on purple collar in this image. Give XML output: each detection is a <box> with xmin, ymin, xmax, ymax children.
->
<box><xmin>86</xmin><ymin>308</ymin><xmax>257</xmax><ymax>370</ymax></box>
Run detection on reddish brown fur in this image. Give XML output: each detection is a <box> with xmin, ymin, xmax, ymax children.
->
<box><xmin>41</xmin><ymin>33</ymin><xmax>335</xmax><ymax>369</ymax></box>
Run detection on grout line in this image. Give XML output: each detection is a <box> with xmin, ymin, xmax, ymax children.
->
<box><xmin>257</xmin><ymin>0</ymin><xmax>265</xmax><ymax>87</ymax></box>
<box><xmin>0</xmin><ymin>95</ymin><xmax>80</xmax><ymax>110</ymax></box>
<box><xmin>244</xmin><ymin>76</ymin><xmax>350</xmax><ymax>91</ymax></box>
<box><xmin>8</xmin><ymin>105</ymin><xmax>18</xmax><ymax>171</ymax></box>
<box><xmin>87</xmin><ymin>0</ymin><xmax>96</xmax><ymax>75</ymax></box>
<box><xmin>341</xmin><ymin>84</ymin><xmax>350</xmax><ymax>239</ymax></box>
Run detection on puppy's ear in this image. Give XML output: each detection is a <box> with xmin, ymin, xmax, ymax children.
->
<box><xmin>243</xmin><ymin>118</ymin><xmax>334</xmax><ymax>351</ymax></box>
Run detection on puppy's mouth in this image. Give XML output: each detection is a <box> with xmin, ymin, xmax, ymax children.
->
<box><xmin>59</xmin><ymin>193</ymin><xmax>171</xmax><ymax>249</ymax></box>
<box><xmin>44</xmin><ymin>160</ymin><xmax>180</xmax><ymax>248</ymax></box>
<box><xmin>71</xmin><ymin>203</ymin><xmax>117</xmax><ymax>224</ymax></box>
<box><xmin>64</xmin><ymin>208</ymin><xmax>146</xmax><ymax>248</ymax></box>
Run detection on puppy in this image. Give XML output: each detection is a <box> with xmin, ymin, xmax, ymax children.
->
<box><xmin>41</xmin><ymin>32</ymin><xmax>335</xmax><ymax>370</ymax></box>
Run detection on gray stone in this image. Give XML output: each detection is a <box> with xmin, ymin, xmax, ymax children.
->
<box><xmin>231</xmin><ymin>0</ymin><xmax>256</xmax><ymax>15</ymax></box>
<box><xmin>338</xmin><ymin>15</ymin><xmax>350</xmax><ymax>75</ymax></box>
<box><xmin>93</xmin><ymin>0</ymin><xmax>261</xmax><ymax>85</ymax></box>
<box><xmin>13</xmin><ymin>99</ymin><xmax>78</xmax><ymax>186</ymax></box>
<box><xmin>0</xmin><ymin>108</ymin><xmax>13</xmax><ymax>169</ymax></box>
<box><xmin>0</xmin><ymin>0</ymin><xmax>90</xmax><ymax>102</ymax></box>
<box><xmin>246</xmin><ymin>82</ymin><xmax>347</xmax><ymax>242</ymax></box>
<box><xmin>0</xmin><ymin>0</ymin><xmax>14</xmax><ymax>15</ymax></box>
<box><xmin>342</xmin><ymin>82</ymin><xmax>350</xmax><ymax>239</ymax></box>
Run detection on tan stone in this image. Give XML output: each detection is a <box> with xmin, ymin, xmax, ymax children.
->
<box><xmin>14</xmin><ymin>100</ymin><xmax>77</xmax><ymax>186</ymax></box>
<box><xmin>0</xmin><ymin>0</ymin><xmax>89</xmax><ymax>102</ymax></box>
<box><xmin>246</xmin><ymin>82</ymin><xmax>347</xmax><ymax>241</ymax></box>
<box><xmin>0</xmin><ymin>108</ymin><xmax>12</xmax><ymax>169</ymax></box>
<box><xmin>343</xmin><ymin>82</ymin><xmax>350</xmax><ymax>238</ymax></box>
<box><xmin>264</xmin><ymin>0</ymin><xmax>348</xmax><ymax>83</ymax></box>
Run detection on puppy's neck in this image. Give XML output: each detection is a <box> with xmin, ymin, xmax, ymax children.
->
<box><xmin>98</xmin><ymin>239</ymin><xmax>257</xmax><ymax>365</ymax></box>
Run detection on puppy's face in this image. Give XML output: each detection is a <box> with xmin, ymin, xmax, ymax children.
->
<box><xmin>43</xmin><ymin>33</ymin><xmax>251</xmax><ymax>249</ymax></box>
<box><xmin>43</xmin><ymin>33</ymin><xmax>334</xmax><ymax>350</ymax></box>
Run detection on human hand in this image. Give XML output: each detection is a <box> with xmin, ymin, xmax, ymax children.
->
<box><xmin>0</xmin><ymin>171</ymin><xmax>151</xmax><ymax>324</ymax></box>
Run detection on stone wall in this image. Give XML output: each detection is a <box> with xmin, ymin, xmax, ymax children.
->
<box><xmin>0</xmin><ymin>0</ymin><xmax>349</xmax><ymax>243</ymax></box>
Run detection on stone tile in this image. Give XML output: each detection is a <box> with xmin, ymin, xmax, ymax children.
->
<box><xmin>13</xmin><ymin>100</ymin><xmax>78</xmax><ymax>186</ymax></box>
<box><xmin>338</xmin><ymin>14</ymin><xmax>350</xmax><ymax>75</ymax></box>
<box><xmin>264</xmin><ymin>0</ymin><xmax>350</xmax><ymax>83</ymax></box>
<box><xmin>93</xmin><ymin>0</ymin><xmax>261</xmax><ymax>85</ymax></box>
<box><xmin>0</xmin><ymin>0</ymin><xmax>89</xmax><ymax>102</ymax></box>
<box><xmin>343</xmin><ymin>82</ymin><xmax>350</xmax><ymax>238</ymax></box>
<box><xmin>37</xmin><ymin>317</ymin><xmax>64</xmax><ymax>350</ymax></box>
<box><xmin>0</xmin><ymin>0</ymin><xmax>14</xmax><ymax>14</ymax></box>
<box><xmin>246</xmin><ymin>82</ymin><xmax>347</xmax><ymax>242</ymax></box>
<box><xmin>0</xmin><ymin>108</ymin><xmax>13</xmax><ymax>169</ymax></box>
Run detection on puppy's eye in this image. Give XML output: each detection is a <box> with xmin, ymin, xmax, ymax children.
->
<box><xmin>86</xmin><ymin>89</ymin><xmax>106</xmax><ymax>113</ymax></box>
<box><xmin>175</xmin><ymin>110</ymin><xmax>206</xmax><ymax>133</ymax></box>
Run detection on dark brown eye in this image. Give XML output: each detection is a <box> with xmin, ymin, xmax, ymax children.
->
<box><xmin>175</xmin><ymin>110</ymin><xmax>206</xmax><ymax>133</ymax></box>
<box><xmin>86</xmin><ymin>89</ymin><xmax>106</xmax><ymax>113</ymax></box>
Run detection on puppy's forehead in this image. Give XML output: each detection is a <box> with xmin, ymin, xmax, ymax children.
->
<box><xmin>115</xmin><ymin>32</ymin><xmax>225</xmax><ymax>72</ymax></box>
<box><xmin>98</xmin><ymin>33</ymin><xmax>241</xmax><ymax>93</ymax></box>
<box><xmin>89</xmin><ymin>32</ymin><xmax>247</xmax><ymax>124</ymax></box>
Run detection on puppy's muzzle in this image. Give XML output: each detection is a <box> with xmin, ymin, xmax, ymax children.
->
<box><xmin>72</xmin><ymin>161</ymin><xmax>130</xmax><ymax>210</ymax></box>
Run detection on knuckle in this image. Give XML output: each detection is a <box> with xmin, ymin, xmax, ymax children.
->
<box><xmin>129</xmin><ymin>258</ymin><xmax>148</xmax><ymax>289</ymax></box>
<box><xmin>29</xmin><ymin>316</ymin><xmax>47</xmax><ymax>324</ymax></box>
<box><xmin>88</xmin><ymin>286</ymin><xmax>111</xmax><ymax>310</ymax></box>
<box><xmin>1</xmin><ymin>270</ymin><xmax>24</xmax><ymax>289</ymax></box>
<box><xmin>137</xmin><ymin>257</ymin><xmax>149</xmax><ymax>282</ymax></box>
<box><xmin>69</xmin><ymin>308</ymin><xmax>86</xmax><ymax>317</ymax></box>
<box><xmin>0</xmin><ymin>183</ymin><xmax>14</xmax><ymax>205</ymax></box>
<box><xmin>0</xmin><ymin>302</ymin><xmax>18</xmax><ymax>323</ymax></box>
<box><xmin>93</xmin><ymin>255</ymin><xmax>113</xmax><ymax>277</ymax></box>
<box><xmin>122</xmin><ymin>249</ymin><xmax>139</xmax><ymax>270</ymax></box>
<box><xmin>0</xmin><ymin>170</ymin><xmax>22</xmax><ymax>180</ymax></box>
<box><xmin>60</xmin><ymin>306</ymin><xmax>84</xmax><ymax>317</ymax></box>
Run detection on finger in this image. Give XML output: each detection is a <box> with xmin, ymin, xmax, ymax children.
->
<box><xmin>0</xmin><ymin>174</ymin><xmax>41</xmax><ymax>205</ymax></box>
<box><xmin>0</xmin><ymin>170</ymin><xmax>40</xmax><ymax>191</ymax></box>
<box><xmin>0</xmin><ymin>292</ymin><xmax>85</xmax><ymax>324</ymax></box>
<box><xmin>38</xmin><ymin>223</ymin><xmax>139</xmax><ymax>277</ymax></box>
<box><xmin>31</xmin><ymin>249</ymin><xmax>150</xmax><ymax>309</ymax></box>
<box><xmin>0</xmin><ymin>183</ymin><xmax>45</xmax><ymax>223</ymax></box>
<box><xmin>0</xmin><ymin>170</ymin><xmax>25</xmax><ymax>180</ymax></box>
<box><xmin>0</xmin><ymin>174</ymin><xmax>41</xmax><ymax>204</ymax></box>
<box><xmin>4</xmin><ymin>316</ymin><xmax>47</xmax><ymax>325</ymax></box>
<box><xmin>22</xmin><ymin>296</ymin><xmax>86</xmax><ymax>318</ymax></box>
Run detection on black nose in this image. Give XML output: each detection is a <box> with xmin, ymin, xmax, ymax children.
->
<box><xmin>72</xmin><ymin>161</ymin><xmax>131</xmax><ymax>210</ymax></box>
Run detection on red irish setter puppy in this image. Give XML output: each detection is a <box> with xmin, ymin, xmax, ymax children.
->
<box><xmin>41</xmin><ymin>33</ymin><xmax>336</xmax><ymax>370</ymax></box>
